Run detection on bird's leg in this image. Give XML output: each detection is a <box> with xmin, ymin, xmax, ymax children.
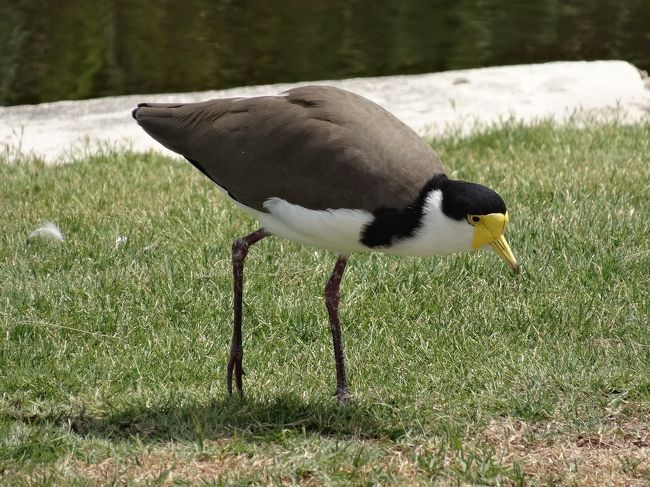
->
<box><xmin>227</xmin><ymin>228</ymin><xmax>269</xmax><ymax>397</ymax></box>
<box><xmin>324</xmin><ymin>255</ymin><xmax>352</xmax><ymax>402</ymax></box>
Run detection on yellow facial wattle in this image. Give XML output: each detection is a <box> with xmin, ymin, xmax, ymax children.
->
<box><xmin>468</xmin><ymin>212</ymin><xmax>520</xmax><ymax>273</ymax></box>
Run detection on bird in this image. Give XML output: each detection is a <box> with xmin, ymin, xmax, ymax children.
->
<box><xmin>132</xmin><ymin>85</ymin><xmax>519</xmax><ymax>402</ymax></box>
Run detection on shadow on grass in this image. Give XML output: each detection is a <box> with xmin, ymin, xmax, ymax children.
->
<box><xmin>13</xmin><ymin>394</ymin><xmax>405</xmax><ymax>444</ymax></box>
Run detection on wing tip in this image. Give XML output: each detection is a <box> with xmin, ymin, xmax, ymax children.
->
<box><xmin>131</xmin><ymin>103</ymin><xmax>152</xmax><ymax>121</ymax></box>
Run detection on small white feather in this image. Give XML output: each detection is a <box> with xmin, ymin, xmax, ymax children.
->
<box><xmin>27</xmin><ymin>221</ymin><xmax>64</xmax><ymax>242</ymax></box>
<box><xmin>115</xmin><ymin>235</ymin><xmax>128</xmax><ymax>248</ymax></box>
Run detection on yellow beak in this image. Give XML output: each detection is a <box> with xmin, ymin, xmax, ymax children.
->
<box><xmin>471</xmin><ymin>213</ymin><xmax>520</xmax><ymax>273</ymax></box>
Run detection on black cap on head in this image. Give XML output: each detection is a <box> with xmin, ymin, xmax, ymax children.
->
<box><xmin>433</xmin><ymin>176</ymin><xmax>507</xmax><ymax>220</ymax></box>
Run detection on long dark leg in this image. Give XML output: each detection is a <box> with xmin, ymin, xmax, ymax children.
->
<box><xmin>227</xmin><ymin>228</ymin><xmax>269</xmax><ymax>397</ymax></box>
<box><xmin>325</xmin><ymin>255</ymin><xmax>352</xmax><ymax>402</ymax></box>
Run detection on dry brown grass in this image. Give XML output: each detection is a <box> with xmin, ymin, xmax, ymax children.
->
<box><xmin>8</xmin><ymin>418</ymin><xmax>649</xmax><ymax>486</ymax></box>
<box><xmin>13</xmin><ymin>439</ymin><xmax>443</xmax><ymax>486</ymax></box>
<box><xmin>480</xmin><ymin>417</ymin><xmax>650</xmax><ymax>486</ymax></box>
<box><xmin>64</xmin><ymin>444</ymin><xmax>274</xmax><ymax>485</ymax></box>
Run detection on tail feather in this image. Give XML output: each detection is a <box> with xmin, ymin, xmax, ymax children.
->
<box><xmin>132</xmin><ymin>100</ymin><xmax>229</xmax><ymax>185</ymax></box>
<box><xmin>132</xmin><ymin>102</ymin><xmax>185</xmax><ymax>120</ymax></box>
<box><xmin>132</xmin><ymin>103</ymin><xmax>194</xmax><ymax>156</ymax></box>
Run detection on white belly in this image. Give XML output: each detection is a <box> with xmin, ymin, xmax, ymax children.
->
<box><xmin>221</xmin><ymin>190</ymin><xmax>474</xmax><ymax>258</ymax></box>
<box><xmin>232</xmin><ymin>196</ymin><xmax>374</xmax><ymax>254</ymax></box>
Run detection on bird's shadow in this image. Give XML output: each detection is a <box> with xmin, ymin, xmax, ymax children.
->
<box><xmin>17</xmin><ymin>394</ymin><xmax>404</xmax><ymax>444</ymax></box>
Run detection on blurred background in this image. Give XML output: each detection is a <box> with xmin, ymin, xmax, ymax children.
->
<box><xmin>1</xmin><ymin>0</ymin><xmax>649</xmax><ymax>106</ymax></box>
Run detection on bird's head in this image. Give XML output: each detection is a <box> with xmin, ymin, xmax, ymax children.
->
<box><xmin>438</xmin><ymin>177</ymin><xmax>520</xmax><ymax>273</ymax></box>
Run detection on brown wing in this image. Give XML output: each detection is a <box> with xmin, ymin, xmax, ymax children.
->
<box><xmin>133</xmin><ymin>85</ymin><xmax>446</xmax><ymax>212</ymax></box>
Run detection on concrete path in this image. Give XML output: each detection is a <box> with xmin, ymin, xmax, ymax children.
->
<box><xmin>1</xmin><ymin>60</ymin><xmax>648</xmax><ymax>163</ymax></box>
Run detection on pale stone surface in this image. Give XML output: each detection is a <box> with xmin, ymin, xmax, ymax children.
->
<box><xmin>1</xmin><ymin>61</ymin><xmax>648</xmax><ymax>163</ymax></box>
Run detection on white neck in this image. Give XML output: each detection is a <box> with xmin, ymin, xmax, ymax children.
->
<box><xmin>383</xmin><ymin>190</ymin><xmax>474</xmax><ymax>257</ymax></box>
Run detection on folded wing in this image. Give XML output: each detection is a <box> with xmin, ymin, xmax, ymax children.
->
<box><xmin>133</xmin><ymin>86</ymin><xmax>446</xmax><ymax>212</ymax></box>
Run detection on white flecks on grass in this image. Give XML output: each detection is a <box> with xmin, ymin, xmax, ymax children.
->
<box><xmin>27</xmin><ymin>221</ymin><xmax>64</xmax><ymax>242</ymax></box>
<box><xmin>115</xmin><ymin>235</ymin><xmax>128</xmax><ymax>248</ymax></box>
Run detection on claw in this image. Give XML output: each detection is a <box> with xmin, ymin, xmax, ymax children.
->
<box><xmin>335</xmin><ymin>387</ymin><xmax>353</xmax><ymax>403</ymax></box>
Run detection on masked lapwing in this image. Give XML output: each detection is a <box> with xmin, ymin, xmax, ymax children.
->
<box><xmin>132</xmin><ymin>85</ymin><xmax>519</xmax><ymax>401</ymax></box>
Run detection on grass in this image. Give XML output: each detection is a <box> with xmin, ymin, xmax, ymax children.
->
<box><xmin>1</xmin><ymin>121</ymin><xmax>649</xmax><ymax>485</ymax></box>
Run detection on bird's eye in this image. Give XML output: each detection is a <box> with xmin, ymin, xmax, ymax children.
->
<box><xmin>468</xmin><ymin>215</ymin><xmax>481</xmax><ymax>225</ymax></box>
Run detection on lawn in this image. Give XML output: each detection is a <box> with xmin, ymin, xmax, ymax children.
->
<box><xmin>1</xmin><ymin>122</ymin><xmax>649</xmax><ymax>485</ymax></box>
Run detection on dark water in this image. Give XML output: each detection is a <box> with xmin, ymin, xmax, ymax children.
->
<box><xmin>1</xmin><ymin>0</ymin><xmax>649</xmax><ymax>106</ymax></box>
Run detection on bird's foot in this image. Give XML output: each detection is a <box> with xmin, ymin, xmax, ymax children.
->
<box><xmin>226</xmin><ymin>355</ymin><xmax>245</xmax><ymax>397</ymax></box>
<box><xmin>335</xmin><ymin>387</ymin><xmax>353</xmax><ymax>403</ymax></box>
